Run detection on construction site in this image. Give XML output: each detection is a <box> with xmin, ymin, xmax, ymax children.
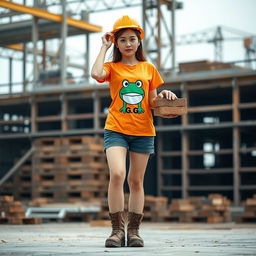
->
<box><xmin>0</xmin><ymin>0</ymin><xmax>256</xmax><ymax>255</ymax></box>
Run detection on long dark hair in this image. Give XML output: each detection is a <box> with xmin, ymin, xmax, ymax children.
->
<box><xmin>112</xmin><ymin>28</ymin><xmax>146</xmax><ymax>63</ymax></box>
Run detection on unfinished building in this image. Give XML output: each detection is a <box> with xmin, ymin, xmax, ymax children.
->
<box><xmin>0</xmin><ymin>0</ymin><xmax>256</xmax><ymax>208</ymax></box>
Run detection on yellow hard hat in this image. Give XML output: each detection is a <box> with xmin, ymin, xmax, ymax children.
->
<box><xmin>111</xmin><ymin>15</ymin><xmax>144</xmax><ymax>42</ymax></box>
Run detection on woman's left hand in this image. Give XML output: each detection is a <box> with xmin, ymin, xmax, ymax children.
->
<box><xmin>154</xmin><ymin>90</ymin><xmax>178</xmax><ymax>118</ymax></box>
<box><xmin>156</xmin><ymin>90</ymin><xmax>177</xmax><ymax>100</ymax></box>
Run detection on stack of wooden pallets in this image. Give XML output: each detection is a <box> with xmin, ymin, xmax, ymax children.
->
<box><xmin>0</xmin><ymin>196</ymin><xmax>41</xmax><ymax>224</ymax></box>
<box><xmin>97</xmin><ymin>194</ymin><xmax>232</xmax><ymax>223</ymax></box>
<box><xmin>168</xmin><ymin>194</ymin><xmax>232</xmax><ymax>223</ymax></box>
<box><xmin>32</xmin><ymin>136</ymin><xmax>109</xmax><ymax>203</ymax></box>
<box><xmin>0</xmin><ymin>159</ymin><xmax>32</xmax><ymax>201</ymax></box>
<box><xmin>168</xmin><ymin>198</ymin><xmax>198</xmax><ymax>222</ymax></box>
<box><xmin>193</xmin><ymin>194</ymin><xmax>231</xmax><ymax>223</ymax></box>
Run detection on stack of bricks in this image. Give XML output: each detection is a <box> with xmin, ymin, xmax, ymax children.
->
<box><xmin>0</xmin><ymin>196</ymin><xmax>41</xmax><ymax>224</ymax></box>
<box><xmin>241</xmin><ymin>194</ymin><xmax>256</xmax><ymax>222</ymax></box>
<box><xmin>153</xmin><ymin>98</ymin><xmax>187</xmax><ymax>117</ymax></box>
<box><xmin>32</xmin><ymin>136</ymin><xmax>109</xmax><ymax>203</ymax></box>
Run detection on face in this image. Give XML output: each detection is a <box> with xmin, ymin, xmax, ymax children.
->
<box><xmin>116</xmin><ymin>29</ymin><xmax>140</xmax><ymax>58</ymax></box>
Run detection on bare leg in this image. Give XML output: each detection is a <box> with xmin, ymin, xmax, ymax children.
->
<box><xmin>127</xmin><ymin>152</ymin><xmax>150</xmax><ymax>213</ymax></box>
<box><xmin>106</xmin><ymin>146</ymin><xmax>127</xmax><ymax>213</ymax></box>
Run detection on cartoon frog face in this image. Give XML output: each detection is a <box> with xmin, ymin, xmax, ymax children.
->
<box><xmin>119</xmin><ymin>80</ymin><xmax>145</xmax><ymax>105</ymax></box>
<box><xmin>119</xmin><ymin>79</ymin><xmax>145</xmax><ymax>114</ymax></box>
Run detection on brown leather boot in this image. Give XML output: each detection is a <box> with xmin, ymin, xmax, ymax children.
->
<box><xmin>127</xmin><ymin>212</ymin><xmax>144</xmax><ymax>247</ymax></box>
<box><xmin>105</xmin><ymin>211</ymin><xmax>125</xmax><ymax>247</ymax></box>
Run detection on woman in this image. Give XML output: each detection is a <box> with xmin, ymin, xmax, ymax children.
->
<box><xmin>91</xmin><ymin>15</ymin><xmax>177</xmax><ymax>247</ymax></box>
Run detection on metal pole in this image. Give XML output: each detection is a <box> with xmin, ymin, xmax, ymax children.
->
<box><xmin>32</xmin><ymin>0</ymin><xmax>39</xmax><ymax>89</ymax></box>
<box><xmin>85</xmin><ymin>33</ymin><xmax>90</xmax><ymax>82</ymax></box>
<box><xmin>82</xmin><ymin>10</ymin><xmax>90</xmax><ymax>82</ymax></box>
<box><xmin>23</xmin><ymin>43</ymin><xmax>27</xmax><ymax>93</ymax></box>
<box><xmin>60</xmin><ymin>0</ymin><xmax>67</xmax><ymax>87</ymax></box>
<box><xmin>171</xmin><ymin>0</ymin><xmax>176</xmax><ymax>73</ymax></box>
<box><xmin>9</xmin><ymin>57</ymin><xmax>13</xmax><ymax>95</ymax></box>
<box><xmin>32</xmin><ymin>17</ymin><xmax>38</xmax><ymax>88</ymax></box>
<box><xmin>142</xmin><ymin>0</ymin><xmax>147</xmax><ymax>57</ymax></box>
<box><xmin>157</xmin><ymin>2</ymin><xmax>161</xmax><ymax>69</ymax></box>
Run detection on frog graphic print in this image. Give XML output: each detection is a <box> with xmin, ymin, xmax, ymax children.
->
<box><xmin>119</xmin><ymin>79</ymin><xmax>145</xmax><ymax>114</ymax></box>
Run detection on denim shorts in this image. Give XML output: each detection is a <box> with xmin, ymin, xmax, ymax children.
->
<box><xmin>104</xmin><ymin>129</ymin><xmax>155</xmax><ymax>154</ymax></box>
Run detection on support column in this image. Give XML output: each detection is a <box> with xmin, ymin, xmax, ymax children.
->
<box><xmin>22</xmin><ymin>43</ymin><xmax>27</xmax><ymax>92</ymax></box>
<box><xmin>61</xmin><ymin>93</ymin><xmax>68</xmax><ymax>132</ymax></box>
<box><xmin>93</xmin><ymin>91</ymin><xmax>100</xmax><ymax>131</ymax></box>
<box><xmin>42</xmin><ymin>40</ymin><xmax>46</xmax><ymax>71</ymax></box>
<box><xmin>181</xmin><ymin>83</ymin><xmax>189</xmax><ymax>198</ymax></box>
<box><xmin>232</xmin><ymin>78</ymin><xmax>240</xmax><ymax>205</ymax></box>
<box><xmin>31</xmin><ymin>97</ymin><xmax>37</xmax><ymax>134</ymax></box>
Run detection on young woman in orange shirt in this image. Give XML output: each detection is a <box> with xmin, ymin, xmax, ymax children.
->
<box><xmin>91</xmin><ymin>15</ymin><xmax>177</xmax><ymax>248</ymax></box>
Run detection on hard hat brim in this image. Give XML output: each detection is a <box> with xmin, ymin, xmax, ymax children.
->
<box><xmin>111</xmin><ymin>26</ymin><xmax>144</xmax><ymax>43</ymax></box>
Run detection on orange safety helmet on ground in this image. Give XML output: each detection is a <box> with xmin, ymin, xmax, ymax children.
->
<box><xmin>111</xmin><ymin>15</ymin><xmax>144</xmax><ymax>42</ymax></box>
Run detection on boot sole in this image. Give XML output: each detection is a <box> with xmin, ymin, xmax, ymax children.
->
<box><xmin>105</xmin><ymin>240</ymin><xmax>125</xmax><ymax>247</ymax></box>
<box><xmin>127</xmin><ymin>240</ymin><xmax>144</xmax><ymax>247</ymax></box>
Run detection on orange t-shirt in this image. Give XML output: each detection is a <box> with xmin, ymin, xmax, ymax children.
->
<box><xmin>97</xmin><ymin>61</ymin><xmax>164</xmax><ymax>136</ymax></box>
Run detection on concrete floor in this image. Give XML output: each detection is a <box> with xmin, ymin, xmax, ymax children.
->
<box><xmin>0</xmin><ymin>222</ymin><xmax>256</xmax><ymax>256</ymax></box>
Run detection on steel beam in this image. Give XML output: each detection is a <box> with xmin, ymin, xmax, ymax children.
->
<box><xmin>0</xmin><ymin>147</ymin><xmax>35</xmax><ymax>187</ymax></box>
<box><xmin>0</xmin><ymin>0</ymin><xmax>101</xmax><ymax>32</ymax></box>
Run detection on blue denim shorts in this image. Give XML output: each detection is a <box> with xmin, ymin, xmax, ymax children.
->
<box><xmin>104</xmin><ymin>129</ymin><xmax>155</xmax><ymax>154</ymax></box>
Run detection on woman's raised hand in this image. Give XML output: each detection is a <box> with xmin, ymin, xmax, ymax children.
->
<box><xmin>101</xmin><ymin>32</ymin><xmax>113</xmax><ymax>49</ymax></box>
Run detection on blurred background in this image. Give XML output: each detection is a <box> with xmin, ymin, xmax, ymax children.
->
<box><xmin>0</xmin><ymin>0</ymin><xmax>256</xmax><ymax>225</ymax></box>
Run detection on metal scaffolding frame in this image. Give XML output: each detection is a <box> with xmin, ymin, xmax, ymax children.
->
<box><xmin>0</xmin><ymin>0</ymin><xmax>183</xmax><ymax>94</ymax></box>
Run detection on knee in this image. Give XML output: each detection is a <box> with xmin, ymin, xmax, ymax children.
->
<box><xmin>110</xmin><ymin>171</ymin><xmax>125</xmax><ymax>187</ymax></box>
<box><xmin>128</xmin><ymin>176</ymin><xmax>143</xmax><ymax>192</ymax></box>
